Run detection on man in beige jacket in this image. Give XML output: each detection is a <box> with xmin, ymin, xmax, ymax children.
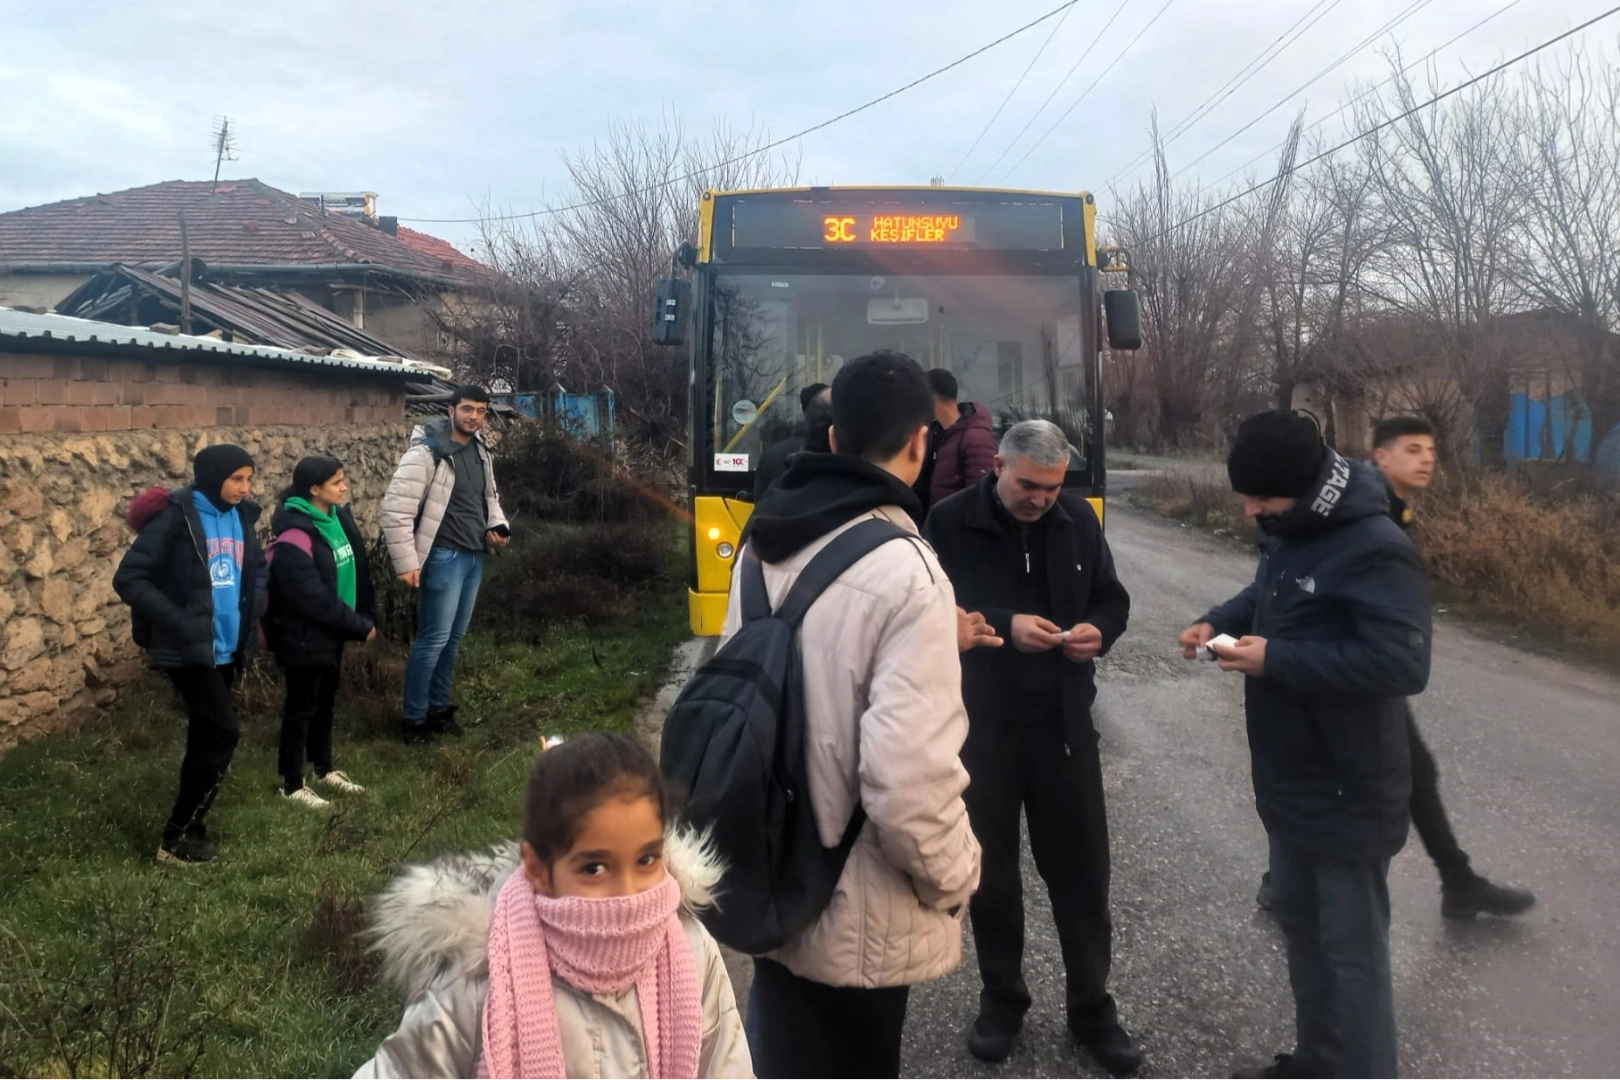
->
<box><xmin>722</xmin><ymin>351</ymin><xmax>981</xmax><ymax>1079</ymax></box>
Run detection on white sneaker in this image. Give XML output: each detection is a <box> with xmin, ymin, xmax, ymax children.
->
<box><xmin>282</xmin><ymin>785</ymin><xmax>331</xmax><ymax>810</ymax></box>
<box><xmin>316</xmin><ymin>770</ymin><xmax>367</xmax><ymax>795</ymax></box>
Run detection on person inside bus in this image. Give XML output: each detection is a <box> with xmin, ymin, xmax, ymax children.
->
<box><xmin>752</xmin><ymin>383</ymin><xmax>828</xmax><ymax>501</ymax></box>
<box><xmin>927</xmin><ymin>368</ymin><xmax>999</xmax><ymax>508</ymax></box>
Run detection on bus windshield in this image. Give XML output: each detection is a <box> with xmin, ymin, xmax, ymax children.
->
<box><xmin>706</xmin><ymin>273</ymin><xmax>1092</xmax><ymax>469</ymax></box>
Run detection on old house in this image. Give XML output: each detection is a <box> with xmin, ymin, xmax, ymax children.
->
<box><xmin>0</xmin><ymin>180</ymin><xmax>494</xmax><ymax>362</ymax></box>
<box><xmin>0</xmin><ymin>306</ymin><xmax>418</xmax><ymax>748</ymax></box>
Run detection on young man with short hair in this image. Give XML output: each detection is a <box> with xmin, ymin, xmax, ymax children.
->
<box><xmin>381</xmin><ymin>386</ymin><xmax>509</xmax><ymax>745</ymax></box>
<box><xmin>927</xmin><ymin>367</ymin><xmax>999</xmax><ymax>507</ymax></box>
<box><xmin>727</xmin><ymin>351</ymin><xmax>980</xmax><ymax>1079</ymax></box>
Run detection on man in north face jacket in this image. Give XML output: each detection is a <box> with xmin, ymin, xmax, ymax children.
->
<box><xmin>1181</xmin><ymin>410</ymin><xmax>1431</xmax><ymax>1079</ymax></box>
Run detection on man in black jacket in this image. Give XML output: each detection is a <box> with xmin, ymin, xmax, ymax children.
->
<box><xmin>1180</xmin><ymin>410</ymin><xmax>1432</xmax><ymax>1079</ymax></box>
<box><xmin>1253</xmin><ymin>416</ymin><xmax>1535</xmax><ymax>921</ymax></box>
<box><xmin>924</xmin><ymin>419</ymin><xmax>1137</xmax><ymax>1075</ymax></box>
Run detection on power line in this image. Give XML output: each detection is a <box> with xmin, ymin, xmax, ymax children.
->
<box><xmin>397</xmin><ymin>1</ymin><xmax>1082</xmax><ymax>225</ymax></box>
<box><xmin>1104</xmin><ymin>0</ymin><xmax>1350</xmax><ymax>189</ymax></box>
<box><xmin>947</xmin><ymin>1</ymin><xmax>1079</xmax><ymax>182</ymax></box>
<box><xmin>975</xmin><ymin>0</ymin><xmax>1136</xmax><ymax>183</ymax></box>
<box><xmin>1145</xmin><ymin>4</ymin><xmax>1620</xmax><ymax>243</ymax></box>
<box><xmin>999</xmin><ymin>0</ymin><xmax>1181</xmax><ymax>182</ymax></box>
<box><xmin>1168</xmin><ymin>0</ymin><xmax>1442</xmax><ymax>182</ymax></box>
<box><xmin>1194</xmin><ymin>0</ymin><xmax>1531</xmax><ymax>195</ymax></box>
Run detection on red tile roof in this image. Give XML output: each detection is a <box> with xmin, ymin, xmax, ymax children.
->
<box><xmin>396</xmin><ymin>225</ymin><xmax>492</xmax><ymax>279</ymax></box>
<box><xmin>0</xmin><ymin>179</ymin><xmax>493</xmax><ymax>288</ymax></box>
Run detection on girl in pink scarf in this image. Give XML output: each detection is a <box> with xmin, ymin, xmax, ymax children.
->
<box><xmin>355</xmin><ymin>733</ymin><xmax>752</xmax><ymax>1079</ymax></box>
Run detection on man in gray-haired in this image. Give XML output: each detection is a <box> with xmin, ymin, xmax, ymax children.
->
<box><xmin>924</xmin><ymin>420</ymin><xmax>1137</xmax><ymax>1075</ymax></box>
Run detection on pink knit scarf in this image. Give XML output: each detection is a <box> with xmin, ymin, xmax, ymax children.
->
<box><xmin>478</xmin><ymin>871</ymin><xmax>700</xmax><ymax>1079</ymax></box>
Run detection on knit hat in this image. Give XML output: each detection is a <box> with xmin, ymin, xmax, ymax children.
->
<box><xmin>193</xmin><ymin>444</ymin><xmax>255</xmax><ymax>511</ymax></box>
<box><xmin>1227</xmin><ymin>410</ymin><xmax>1326</xmax><ymax>498</ymax></box>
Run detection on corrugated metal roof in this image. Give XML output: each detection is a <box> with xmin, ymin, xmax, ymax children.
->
<box><xmin>0</xmin><ymin>306</ymin><xmax>414</xmax><ymax>378</ymax></box>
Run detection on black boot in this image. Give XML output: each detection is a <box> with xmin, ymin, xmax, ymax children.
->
<box><xmin>1441</xmin><ymin>874</ymin><xmax>1536</xmax><ymax>919</ymax></box>
<box><xmin>1075</xmin><ymin>1021</ymin><xmax>1142</xmax><ymax>1076</ymax></box>
<box><xmin>426</xmin><ymin>704</ymin><xmax>463</xmax><ymax>737</ymax></box>
<box><xmin>967</xmin><ymin>1015</ymin><xmax>1020</xmax><ymax>1064</ymax></box>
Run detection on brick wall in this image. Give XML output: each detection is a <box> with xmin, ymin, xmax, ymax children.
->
<box><xmin>0</xmin><ymin>351</ymin><xmax>404</xmax><ymax>435</ymax></box>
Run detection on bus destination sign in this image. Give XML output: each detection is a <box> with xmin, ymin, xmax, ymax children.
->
<box><xmin>729</xmin><ymin>200</ymin><xmax>1066</xmax><ymax>252</ymax></box>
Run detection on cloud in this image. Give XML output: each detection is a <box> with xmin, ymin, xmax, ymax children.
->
<box><xmin>1</xmin><ymin>0</ymin><xmax>1614</xmax><ymax>254</ymax></box>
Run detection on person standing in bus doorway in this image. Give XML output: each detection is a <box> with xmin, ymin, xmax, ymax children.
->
<box><xmin>732</xmin><ymin>351</ymin><xmax>980</xmax><ymax>1080</ymax></box>
<box><xmin>1252</xmin><ymin>416</ymin><xmax>1536</xmax><ymax>922</ymax></box>
<box><xmin>923</xmin><ymin>419</ymin><xmax>1138</xmax><ymax>1076</ymax></box>
<box><xmin>753</xmin><ymin>383</ymin><xmax>828</xmax><ymax>501</ymax></box>
<box><xmin>1181</xmin><ymin>410</ymin><xmax>1431</xmax><ymax>1079</ymax></box>
<box><xmin>381</xmin><ymin>385</ymin><xmax>509</xmax><ymax>745</ymax></box>
<box><xmin>927</xmin><ymin>368</ymin><xmax>998</xmax><ymax>508</ymax></box>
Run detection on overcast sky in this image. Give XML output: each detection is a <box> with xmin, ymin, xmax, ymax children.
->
<box><xmin>1</xmin><ymin>0</ymin><xmax>1614</xmax><ymax>256</ymax></box>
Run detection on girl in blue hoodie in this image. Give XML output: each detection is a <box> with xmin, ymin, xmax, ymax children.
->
<box><xmin>114</xmin><ymin>444</ymin><xmax>267</xmax><ymax>865</ymax></box>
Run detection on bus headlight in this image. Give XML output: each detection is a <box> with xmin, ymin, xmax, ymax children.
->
<box><xmin>716</xmin><ymin>541</ymin><xmax>735</xmax><ymax>560</ymax></box>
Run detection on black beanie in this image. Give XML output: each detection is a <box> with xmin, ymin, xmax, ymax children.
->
<box><xmin>193</xmin><ymin>443</ymin><xmax>255</xmax><ymax>511</ymax></box>
<box><xmin>1227</xmin><ymin>410</ymin><xmax>1326</xmax><ymax>498</ymax></box>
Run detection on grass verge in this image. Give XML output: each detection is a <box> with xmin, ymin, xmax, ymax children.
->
<box><xmin>0</xmin><ymin>529</ymin><xmax>690</xmax><ymax>1078</ymax></box>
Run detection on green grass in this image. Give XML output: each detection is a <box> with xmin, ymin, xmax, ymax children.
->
<box><xmin>0</xmin><ymin>557</ymin><xmax>690</xmax><ymax>1078</ymax></box>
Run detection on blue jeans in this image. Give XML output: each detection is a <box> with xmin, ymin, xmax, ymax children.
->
<box><xmin>403</xmin><ymin>547</ymin><xmax>483</xmax><ymax>724</ymax></box>
<box><xmin>1268</xmin><ymin>834</ymin><xmax>1397</xmax><ymax>1078</ymax></box>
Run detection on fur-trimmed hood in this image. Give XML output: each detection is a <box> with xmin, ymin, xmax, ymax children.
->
<box><xmin>364</xmin><ymin>827</ymin><xmax>724</xmax><ymax>1002</ymax></box>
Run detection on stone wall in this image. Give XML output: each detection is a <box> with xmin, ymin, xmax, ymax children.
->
<box><xmin>0</xmin><ymin>420</ymin><xmax>414</xmax><ymax>749</ymax></box>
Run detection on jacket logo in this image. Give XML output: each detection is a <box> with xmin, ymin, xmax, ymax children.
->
<box><xmin>1309</xmin><ymin>455</ymin><xmax>1351</xmax><ymax>516</ymax></box>
<box><xmin>1295</xmin><ymin>575</ymin><xmax>1316</xmax><ymax>594</ymax></box>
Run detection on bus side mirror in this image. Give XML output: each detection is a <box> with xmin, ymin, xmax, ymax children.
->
<box><xmin>1104</xmin><ymin>289</ymin><xmax>1142</xmax><ymax>351</ymax></box>
<box><xmin>652</xmin><ymin>279</ymin><xmax>690</xmax><ymax>346</ymax></box>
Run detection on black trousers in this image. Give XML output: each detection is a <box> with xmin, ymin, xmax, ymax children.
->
<box><xmin>962</xmin><ymin>710</ymin><xmax>1117</xmax><ymax>1035</ymax></box>
<box><xmin>1407</xmin><ymin>706</ymin><xmax>1472</xmax><ymax>886</ymax></box>
<box><xmin>279</xmin><ymin>663</ymin><xmax>341</xmax><ymax>790</ymax></box>
<box><xmin>746</xmin><ymin>957</ymin><xmax>911</xmax><ymax>1079</ymax></box>
<box><xmin>164</xmin><ymin>664</ymin><xmax>240</xmax><ymax>844</ymax></box>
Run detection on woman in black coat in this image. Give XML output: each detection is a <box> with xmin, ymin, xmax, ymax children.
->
<box><xmin>266</xmin><ymin>456</ymin><xmax>377</xmax><ymax>808</ymax></box>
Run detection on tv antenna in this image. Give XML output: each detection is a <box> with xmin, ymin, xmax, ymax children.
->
<box><xmin>210</xmin><ymin>116</ymin><xmax>238</xmax><ymax>192</ymax></box>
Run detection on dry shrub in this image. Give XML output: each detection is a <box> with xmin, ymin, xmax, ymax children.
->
<box><xmin>486</xmin><ymin>523</ymin><xmax>674</xmax><ymax>634</ymax></box>
<box><xmin>1418</xmin><ymin>472</ymin><xmax>1620</xmax><ymax>642</ymax></box>
<box><xmin>302</xmin><ymin>881</ymin><xmax>374</xmax><ymax>994</ymax></box>
<box><xmin>1135</xmin><ymin>470</ymin><xmax>1250</xmax><ymax>537</ymax></box>
<box><xmin>494</xmin><ymin>422</ymin><xmax>668</xmax><ymax>526</ymax></box>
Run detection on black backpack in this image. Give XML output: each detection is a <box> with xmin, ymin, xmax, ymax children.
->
<box><xmin>660</xmin><ymin>517</ymin><xmax>911</xmax><ymax>954</ymax></box>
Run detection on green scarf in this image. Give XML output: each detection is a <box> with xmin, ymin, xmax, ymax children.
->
<box><xmin>285</xmin><ymin>497</ymin><xmax>357</xmax><ymax>609</ymax></box>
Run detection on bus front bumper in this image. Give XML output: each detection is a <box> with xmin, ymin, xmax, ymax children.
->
<box><xmin>689</xmin><ymin>589</ymin><xmax>729</xmax><ymax>636</ymax></box>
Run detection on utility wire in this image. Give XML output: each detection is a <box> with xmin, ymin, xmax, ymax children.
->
<box><xmin>999</xmin><ymin>0</ymin><xmax>1181</xmax><ymax>181</ymax></box>
<box><xmin>976</xmin><ymin>0</ymin><xmax>1136</xmax><ymax>183</ymax></box>
<box><xmin>1144</xmin><ymin>4</ymin><xmax>1620</xmax><ymax>243</ymax></box>
<box><xmin>398</xmin><ymin>0</ymin><xmax>1083</xmax><ymax>224</ymax></box>
<box><xmin>947</xmin><ymin>1</ymin><xmax>1080</xmax><ymax>182</ymax></box>
<box><xmin>1104</xmin><ymin>0</ymin><xmax>1352</xmax><ymax>188</ymax></box>
<box><xmin>1168</xmin><ymin>0</ymin><xmax>1442</xmax><ymax>182</ymax></box>
<box><xmin>1195</xmin><ymin>0</ymin><xmax>1531</xmax><ymax>194</ymax></box>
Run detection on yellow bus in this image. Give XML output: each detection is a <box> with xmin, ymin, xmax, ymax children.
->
<box><xmin>654</xmin><ymin>186</ymin><xmax>1141</xmax><ymax>636</ymax></box>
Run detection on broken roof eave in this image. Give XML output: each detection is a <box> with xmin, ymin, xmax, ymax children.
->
<box><xmin>2</xmin><ymin>261</ymin><xmax>483</xmax><ymax>292</ymax></box>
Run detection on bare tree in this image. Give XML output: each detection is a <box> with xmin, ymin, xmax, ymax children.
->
<box><xmin>1354</xmin><ymin>56</ymin><xmax>1523</xmax><ymax>467</ymax></box>
<box><xmin>1510</xmin><ymin>47</ymin><xmax>1620</xmax><ymax>472</ymax></box>
<box><xmin>1108</xmin><ymin>114</ymin><xmax>1256</xmax><ymax>449</ymax></box>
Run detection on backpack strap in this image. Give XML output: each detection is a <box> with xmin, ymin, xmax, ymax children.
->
<box><xmin>774</xmin><ymin>517</ymin><xmax>912</xmax><ymax>629</ymax></box>
<box><xmin>738</xmin><ymin>547</ymin><xmax>772</xmax><ymax>624</ymax></box>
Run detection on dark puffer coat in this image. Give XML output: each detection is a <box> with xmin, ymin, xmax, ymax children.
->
<box><xmin>928</xmin><ymin>402</ymin><xmax>998</xmax><ymax>506</ymax></box>
<box><xmin>113</xmin><ymin>486</ymin><xmax>267</xmax><ymax>669</ymax></box>
<box><xmin>1201</xmin><ymin>452</ymin><xmax>1432</xmax><ymax>860</ymax></box>
<box><xmin>265</xmin><ymin>503</ymin><xmax>376</xmax><ymax>667</ymax></box>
